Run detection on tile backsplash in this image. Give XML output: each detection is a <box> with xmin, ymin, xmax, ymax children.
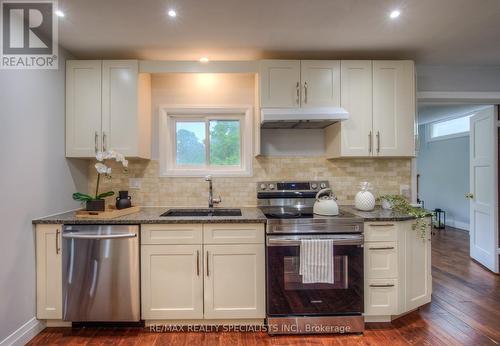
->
<box><xmin>88</xmin><ymin>157</ymin><xmax>411</xmax><ymax>207</ymax></box>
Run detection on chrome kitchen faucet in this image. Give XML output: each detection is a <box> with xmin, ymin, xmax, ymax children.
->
<box><xmin>205</xmin><ymin>175</ymin><xmax>221</xmax><ymax>208</ymax></box>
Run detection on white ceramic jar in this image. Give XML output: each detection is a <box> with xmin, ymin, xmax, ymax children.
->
<box><xmin>354</xmin><ymin>182</ymin><xmax>375</xmax><ymax>211</ymax></box>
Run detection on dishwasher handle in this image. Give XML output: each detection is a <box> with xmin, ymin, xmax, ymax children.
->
<box><xmin>62</xmin><ymin>232</ymin><xmax>137</xmax><ymax>240</ymax></box>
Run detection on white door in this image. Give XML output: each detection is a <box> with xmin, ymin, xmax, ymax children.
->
<box><xmin>101</xmin><ymin>60</ymin><xmax>139</xmax><ymax>156</ymax></box>
<box><xmin>204</xmin><ymin>244</ymin><xmax>265</xmax><ymax>319</ymax></box>
<box><xmin>339</xmin><ymin>60</ymin><xmax>373</xmax><ymax>156</ymax></box>
<box><xmin>36</xmin><ymin>225</ymin><xmax>62</xmax><ymax>319</ymax></box>
<box><xmin>141</xmin><ymin>244</ymin><xmax>204</xmax><ymax>319</ymax></box>
<box><xmin>65</xmin><ymin>60</ymin><xmax>102</xmax><ymax>157</ymax></box>
<box><xmin>259</xmin><ymin>60</ymin><xmax>300</xmax><ymax>108</ymax></box>
<box><xmin>469</xmin><ymin>107</ymin><xmax>499</xmax><ymax>273</ymax></box>
<box><xmin>300</xmin><ymin>60</ymin><xmax>340</xmax><ymax>108</ymax></box>
<box><xmin>372</xmin><ymin>61</ymin><xmax>415</xmax><ymax>157</ymax></box>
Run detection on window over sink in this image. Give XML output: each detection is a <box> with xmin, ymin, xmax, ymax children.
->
<box><xmin>159</xmin><ymin>106</ymin><xmax>253</xmax><ymax>176</ymax></box>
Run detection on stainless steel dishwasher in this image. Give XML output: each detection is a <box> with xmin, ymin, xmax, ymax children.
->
<box><xmin>61</xmin><ymin>225</ymin><xmax>140</xmax><ymax>321</ymax></box>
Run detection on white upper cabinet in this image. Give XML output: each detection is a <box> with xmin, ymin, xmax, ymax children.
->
<box><xmin>66</xmin><ymin>60</ymin><xmax>102</xmax><ymax>157</ymax></box>
<box><xmin>372</xmin><ymin>60</ymin><xmax>415</xmax><ymax>157</ymax></box>
<box><xmin>326</xmin><ymin>61</ymin><xmax>373</xmax><ymax>157</ymax></box>
<box><xmin>66</xmin><ymin>60</ymin><xmax>151</xmax><ymax>159</ymax></box>
<box><xmin>326</xmin><ymin>60</ymin><xmax>415</xmax><ymax>158</ymax></box>
<box><xmin>259</xmin><ymin>60</ymin><xmax>300</xmax><ymax>108</ymax></box>
<box><xmin>300</xmin><ymin>60</ymin><xmax>340</xmax><ymax>107</ymax></box>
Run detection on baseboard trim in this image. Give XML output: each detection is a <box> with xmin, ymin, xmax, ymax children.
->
<box><xmin>444</xmin><ymin>219</ymin><xmax>469</xmax><ymax>231</ymax></box>
<box><xmin>0</xmin><ymin>317</ymin><xmax>45</xmax><ymax>346</ymax></box>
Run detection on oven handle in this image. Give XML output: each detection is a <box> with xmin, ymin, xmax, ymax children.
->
<box><xmin>267</xmin><ymin>235</ymin><xmax>363</xmax><ymax>247</ymax></box>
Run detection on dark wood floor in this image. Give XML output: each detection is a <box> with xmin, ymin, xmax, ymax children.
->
<box><xmin>28</xmin><ymin>227</ymin><xmax>500</xmax><ymax>346</ymax></box>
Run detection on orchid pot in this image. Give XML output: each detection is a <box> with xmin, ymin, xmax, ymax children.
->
<box><xmin>72</xmin><ymin>150</ymin><xmax>129</xmax><ymax>212</ymax></box>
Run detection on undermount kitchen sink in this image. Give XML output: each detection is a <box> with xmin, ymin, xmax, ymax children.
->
<box><xmin>160</xmin><ymin>208</ymin><xmax>242</xmax><ymax>217</ymax></box>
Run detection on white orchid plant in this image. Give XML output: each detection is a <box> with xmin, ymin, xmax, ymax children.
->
<box><xmin>72</xmin><ymin>150</ymin><xmax>129</xmax><ymax>203</ymax></box>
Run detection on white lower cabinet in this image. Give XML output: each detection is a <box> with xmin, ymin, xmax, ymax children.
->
<box><xmin>141</xmin><ymin>244</ymin><xmax>204</xmax><ymax>320</ymax></box>
<box><xmin>36</xmin><ymin>224</ymin><xmax>62</xmax><ymax>320</ymax></box>
<box><xmin>365</xmin><ymin>279</ymin><xmax>399</xmax><ymax>316</ymax></box>
<box><xmin>364</xmin><ymin>220</ymin><xmax>432</xmax><ymax>320</ymax></box>
<box><xmin>204</xmin><ymin>244</ymin><xmax>265</xmax><ymax>319</ymax></box>
<box><xmin>140</xmin><ymin>223</ymin><xmax>265</xmax><ymax>321</ymax></box>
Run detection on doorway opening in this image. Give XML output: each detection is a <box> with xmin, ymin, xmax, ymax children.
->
<box><xmin>415</xmin><ymin>96</ymin><xmax>499</xmax><ymax>273</ymax></box>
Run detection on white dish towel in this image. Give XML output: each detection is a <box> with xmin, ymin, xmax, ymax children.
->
<box><xmin>299</xmin><ymin>239</ymin><xmax>335</xmax><ymax>284</ymax></box>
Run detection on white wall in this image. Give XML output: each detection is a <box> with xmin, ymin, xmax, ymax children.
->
<box><xmin>0</xmin><ymin>49</ymin><xmax>88</xmax><ymax>343</ymax></box>
<box><xmin>417</xmin><ymin>65</ymin><xmax>500</xmax><ymax>92</ymax></box>
<box><xmin>417</xmin><ymin>124</ymin><xmax>470</xmax><ymax>230</ymax></box>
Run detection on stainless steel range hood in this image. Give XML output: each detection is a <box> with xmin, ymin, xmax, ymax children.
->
<box><xmin>260</xmin><ymin>107</ymin><xmax>349</xmax><ymax>129</ymax></box>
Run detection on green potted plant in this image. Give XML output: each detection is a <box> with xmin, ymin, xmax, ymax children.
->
<box><xmin>73</xmin><ymin>150</ymin><xmax>128</xmax><ymax>211</ymax></box>
<box><xmin>377</xmin><ymin>194</ymin><xmax>431</xmax><ymax>240</ymax></box>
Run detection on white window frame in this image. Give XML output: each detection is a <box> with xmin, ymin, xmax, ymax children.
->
<box><xmin>159</xmin><ymin>105</ymin><xmax>253</xmax><ymax>177</ymax></box>
<box><xmin>426</xmin><ymin>113</ymin><xmax>475</xmax><ymax>142</ymax></box>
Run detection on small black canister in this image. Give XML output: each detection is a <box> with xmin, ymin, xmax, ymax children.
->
<box><xmin>116</xmin><ymin>190</ymin><xmax>132</xmax><ymax>209</ymax></box>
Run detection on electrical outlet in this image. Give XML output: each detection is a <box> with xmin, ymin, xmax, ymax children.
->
<box><xmin>400</xmin><ymin>184</ymin><xmax>410</xmax><ymax>198</ymax></box>
<box><xmin>129</xmin><ymin>178</ymin><xmax>142</xmax><ymax>189</ymax></box>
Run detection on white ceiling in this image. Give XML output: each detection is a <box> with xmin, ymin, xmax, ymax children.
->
<box><xmin>417</xmin><ymin>104</ymin><xmax>491</xmax><ymax>124</ymax></box>
<box><xmin>57</xmin><ymin>0</ymin><xmax>500</xmax><ymax>64</ymax></box>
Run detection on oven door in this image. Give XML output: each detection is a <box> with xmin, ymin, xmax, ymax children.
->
<box><xmin>266</xmin><ymin>234</ymin><xmax>363</xmax><ymax>316</ymax></box>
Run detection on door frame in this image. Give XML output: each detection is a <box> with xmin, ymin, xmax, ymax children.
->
<box><xmin>415</xmin><ymin>91</ymin><xmax>500</xmax><ymax>273</ymax></box>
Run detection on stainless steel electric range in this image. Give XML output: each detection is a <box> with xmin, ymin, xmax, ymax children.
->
<box><xmin>257</xmin><ymin>180</ymin><xmax>365</xmax><ymax>335</ymax></box>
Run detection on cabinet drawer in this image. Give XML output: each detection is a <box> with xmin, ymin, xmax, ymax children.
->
<box><xmin>365</xmin><ymin>222</ymin><xmax>397</xmax><ymax>242</ymax></box>
<box><xmin>141</xmin><ymin>224</ymin><xmax>202</xmax><ymax>245</ymax></box>
<box><xmin>365</xmin><ymin>279</ymin><xmax>398</xmax><ymax>316</ymax></box>
<box><xmin>203</xmin><ymin>224</ymin><xmax>265</xmax><ymax>244</ymax></box>
<box><xmin>365</xmin><ymin>242</ymin><xmax>398</xmax><ymax>279</ymax></box>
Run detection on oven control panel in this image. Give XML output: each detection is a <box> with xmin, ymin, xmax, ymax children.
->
<box><xmin>257</xmin><ymin>181</ymin><xmax>329</xmax><ymax>191</ymax></box>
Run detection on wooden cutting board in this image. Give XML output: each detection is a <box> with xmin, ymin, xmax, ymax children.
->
<box><xmin>75</xmin><ymin>205</ymin><xmax>141</xmax><ymax>219</ymax></box>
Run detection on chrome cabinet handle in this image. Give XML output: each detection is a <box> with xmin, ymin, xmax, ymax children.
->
<box><xmin>369</xmin><ymin>131</ymin><xmax>372</xmax><ymax>154</ymax></box>
<box><xmin>206</xmin><ymin>251</ymin><xmax>209</xmax><ymax>277</ymax></box>
<box><xmin>196</xmin><ymin>250</ymin><xmax>200</xmax><ymax>276</ymax></box>
<box><xmin>369</xmin><ymin>246</ymin><xmax>395</xmax><ymax>250</ymax></box>
<box><xmin>94</xmin><ymin>131</ymin><xmax>99</xmax><ymax>154</ymax></box>
<box><xmin>370</xmin><ymin>284</ymin><xmax>395</xmax><ymax>288</ymax></box>
<box><xmin>369</xmin><ymin>223</ymin><xmax>395</xmax><ymax>227</ymax></box>
<box><xmin>56</xmin><ymin>228</ymin><xmax>60</xmax><ymax>254</ymax></box>
<box><xmin>376</xmin><ymin>131</ymin><xmax>380</xmax><ymax>153</ymax></box>
<box><xmin>296</xmin><ymin>82</ymin><xmax>300</xmax><ymax>105</ymax></box>
<box><xmin>304</xmin><ymin>82</ymin><xmax>308</xmax><ymax>104</ymax></box>
<box><xmin>102</xmin><ymin>132</ymin><xmax>107</xmax><ymax>152</ymax></box>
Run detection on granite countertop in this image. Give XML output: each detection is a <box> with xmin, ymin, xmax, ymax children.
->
<box><xmin>341</xmin><ymin>205</ymin><xmax>431</xmax><ymax>222</ymax></box>
<box><xmin>33</xmin><ymin>205</ymin><xmax>428</xmax><ymax>225</ymax></box>
<box><xmin>32</xmin><ymin>207</ymin><xmax>267</xmax><ymax>225</ymax></box>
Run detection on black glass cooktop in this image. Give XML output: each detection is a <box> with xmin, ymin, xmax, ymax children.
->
<box><xmin>260</xmin><ymin>207</ymin><xmax>355</xmax><ymax>219</ymax></box>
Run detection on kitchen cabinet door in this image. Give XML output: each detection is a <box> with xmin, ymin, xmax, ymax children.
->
<box><xmin>365</xmin><ymin>279</ymin><xmax>399</xmax><ymax>316</ymax></box>
<box><xmin>326</xmin><ymin>61</ymin><xmax>372</xmax><ymax>157</ymax></box>
<box><xmin>372</xmin><ymin>61</ymin><xmax>415</xmax><ymax>157</ymax></box>
<box><xmin>259</xmin><ymin>60</ymin><xmax>300</xmax><ymax>108</ymax></box>
<box><xmin>204</xmin><ymin>244</ymin><xmax>265</xmax><ymax>319</ymax></box>
<box><xmin>65</xmin><ymin>60</ymin><xmax>102</xmax><ymax>157</ymax></box>
<box><xmin>141</xmin><ymin>244</ymin><xmax>203</xmax><ymax>320</ymax></box>
<box><xmin>403</xmin><ymin>220</ymin><xmax>432</xmax><ymax>311</ymax></box>
<box><xmin>36</xmin><ymin>224</ymin><xmax>62</xmax><ymax>319</ymax></box>
<box><xmin>300</xmin><ymin>60</ymin><xmax>340</xmax><ymax>108</ymax></box>
<box><xmin>102</xmin><ymin>60</ymin><xmax>151</xmax><ymax>158</ymax></box>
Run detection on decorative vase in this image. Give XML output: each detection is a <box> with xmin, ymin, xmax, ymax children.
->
<box><xmin>354</xmin><ymin>182</ymin><xmax>375</xmax><ymax>211</ymax></box>
<box><xmin>116</xmin><ymin>190</ymin><xmax>132</xmax><ymax>210</ymax></box>
<box><xmin>382</xmin><ymin>199</ymin><xmax>393</xmax><ymax>210</ymax></box>
<box><xmin>86</xmin><ymin>199</ymin><xmax>105</xmax><ymax>212</ymax></box>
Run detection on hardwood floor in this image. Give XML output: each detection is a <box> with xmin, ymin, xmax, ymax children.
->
<box><xmin>28</xmin><ymin>227</ymin><xmax>500</xmax><ymax>346</ymax></box>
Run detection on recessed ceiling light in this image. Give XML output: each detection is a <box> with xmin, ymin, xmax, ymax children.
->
<box><xmin>389</xmin><ymin>10</ymin><xmax>401</xmax><ymax>19</ymax></box>
<box><xmin>199</xmin><ymin>57</ymin><xmax>209</xmax><ymax>63</ymax></box>
<box><xmin>168</xmin><ymin>9</ymin><xmax>177</xmax><ymax>18</ymax></box>
<box><xmin>55</xmin><ymin>10</ymin><xmax>65</xmax><ymax>17</ymax></box>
